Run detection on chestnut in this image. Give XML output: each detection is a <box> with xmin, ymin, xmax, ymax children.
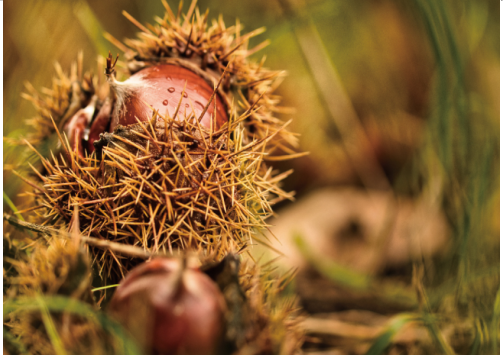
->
<box><xmin>66</xmin><ymin>55</ymin><xmax>229</xmax><ymax>157</ymax></box>
<box><xmin>107</xmin><ymin>62</ymin><xmax>228</xmax><ymax>132</ymax></box>
<box><xmin>108</xmin><ymin>258</ymin><xmax>227</xmax><ymax>355</ymax></box>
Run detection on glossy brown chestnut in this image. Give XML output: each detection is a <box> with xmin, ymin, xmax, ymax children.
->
<box><xmin>108</xmin><ymin>258</ymin><xmax>227</xmax><ymax>355</ymax></box>
<box><xmin>109</xmin><ymin>64</ymin><xmax>228</xmax><ymax>132</ymax></box>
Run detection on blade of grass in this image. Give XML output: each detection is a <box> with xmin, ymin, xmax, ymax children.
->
<box><xmin>3</xmin><ymin>191</ymin><xmax>25</xmax><ymax>221</ymax></box>
<box><xmin>411</xmin><ymin>0</ymin><xmax>498</xmax><ymax>314</ymax></box>
<box><xmin>470</xmin><ymin>319</ymin><xmax>483</xmax><ymax>354</ymax></box>
<box><xmin>422</xmin><ymin>313</ymin><xmax>455</xmax><ymax>355</ymax></box>
<box><xmin>91</xmin><ymin>284</ymin><xmax>119</xmax><ymax>292</ymax></box>
<box><xmin>3</xmin><ymin>191</ymin><xmax>33</xmax><ymax>238</ymax></box>
<box><xmin>491</xmin><ymin>290</ymin><xmax>499</xmax><ymax>354</ymax></box>
<box><xmin>276</xmin><ymin>0</ymin><xmax>391</xmax><ymax>192</ymax></box>
<box><xmin>36</xmin><ymin>295</ymin><xmax>67</xmax><ymax>355</ymax></box>
<box><xmin>366</xmin><ymin>313</ymin><xmax>421</xmax><ymax>354</ymax></box>
<box><xmin>293</xmin><ymin>233</ymin><xmax>370</xmax><ymax>290</ymax></box>
<box><xmin>74</xmin><ymin>1</ymin><xmax>111</xmax><ymax>56</ymax></box>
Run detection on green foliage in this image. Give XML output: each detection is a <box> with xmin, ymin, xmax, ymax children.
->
<box><xmin>410</xmin><ymin>1</ymin><xmax>499</xmax><ymax>350</ymax></box>
<box><xmin>3</xmin><ymin>191</ymin><xmax>25</xmax><ymax>222</ymax></box>
<box><xmin>290</xmin><ymin>0</ymin><xmax>498</xmax><ymax>353</ymax></box>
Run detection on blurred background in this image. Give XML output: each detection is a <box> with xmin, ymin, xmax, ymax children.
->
<box><xmin>4</xmin><ymin>0</ymin><xmax>500</xmax><ymax>354</ymax></box>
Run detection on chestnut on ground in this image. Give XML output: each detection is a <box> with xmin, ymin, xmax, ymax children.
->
<box><xmin>108</xmin><ymin>258</ymin><xmax>227</xmax><ymax>354</ymax></box>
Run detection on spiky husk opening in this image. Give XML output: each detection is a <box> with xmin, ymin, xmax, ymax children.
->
<box><xmin>21</xmin><ymin>54</ymin><xmax>110</xmax><ymax>148</ymax></box>
<box><xmin>109</xmin><ymin>0</ymin><xmax>298</xmax><ymax>156</ymax></box>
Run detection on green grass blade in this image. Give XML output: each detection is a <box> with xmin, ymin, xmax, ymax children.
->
<box><xmin>366</xmin><ymin>313</ymin><xmax>420</xmax><ymax>354</ymax></box>
<box><xmin>4</xmin><ymin>190</ymin><xmax>34</xmax><ymax>238</ymax></box>
<box><xmin>36</xmin><ymin>295</ymin><xmax>68</xmax><ymax>355</ymax></box>
<box><xmin>470</xmin><ymin>319</ymin><xmax>482</xmax><ymax>354</ymax></box>
<box><xmin>293</xmin><ymin>233</ymin><xmax>417</xmax><ymax>308</ymax></box>
<box><xmin>491</xmin><ymin>290</ymin><xmax>500</xmax><ymax>354</ymax></box>
<box><xmin>91</xmin><ymin>283</ymin><xmax>119</xmax><ymax>292</ymax></box>
<box><xmin>423</xmin><ymin>314</ymin><xmax>455</xmax><ymax>355</ymax></box>
<box><xmin>3</xmin><ymin>191</ymin><xmax>25</xmax><ymax>221</ymax></box>
<box><xmin>74</xmin><ymin>1</ymin><xmax>111</xmax><ymax>56</ymax></box>
<box><xmin>293</xmin><ymin>233</ymin><xmax>371</xmax><ymax>290</ymax></box>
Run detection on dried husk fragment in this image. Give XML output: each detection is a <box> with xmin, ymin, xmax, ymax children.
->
<box><xmin>3</xmin><ymin>236</ymin><xmax>123</xmax><ymax>355</ymax></box>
